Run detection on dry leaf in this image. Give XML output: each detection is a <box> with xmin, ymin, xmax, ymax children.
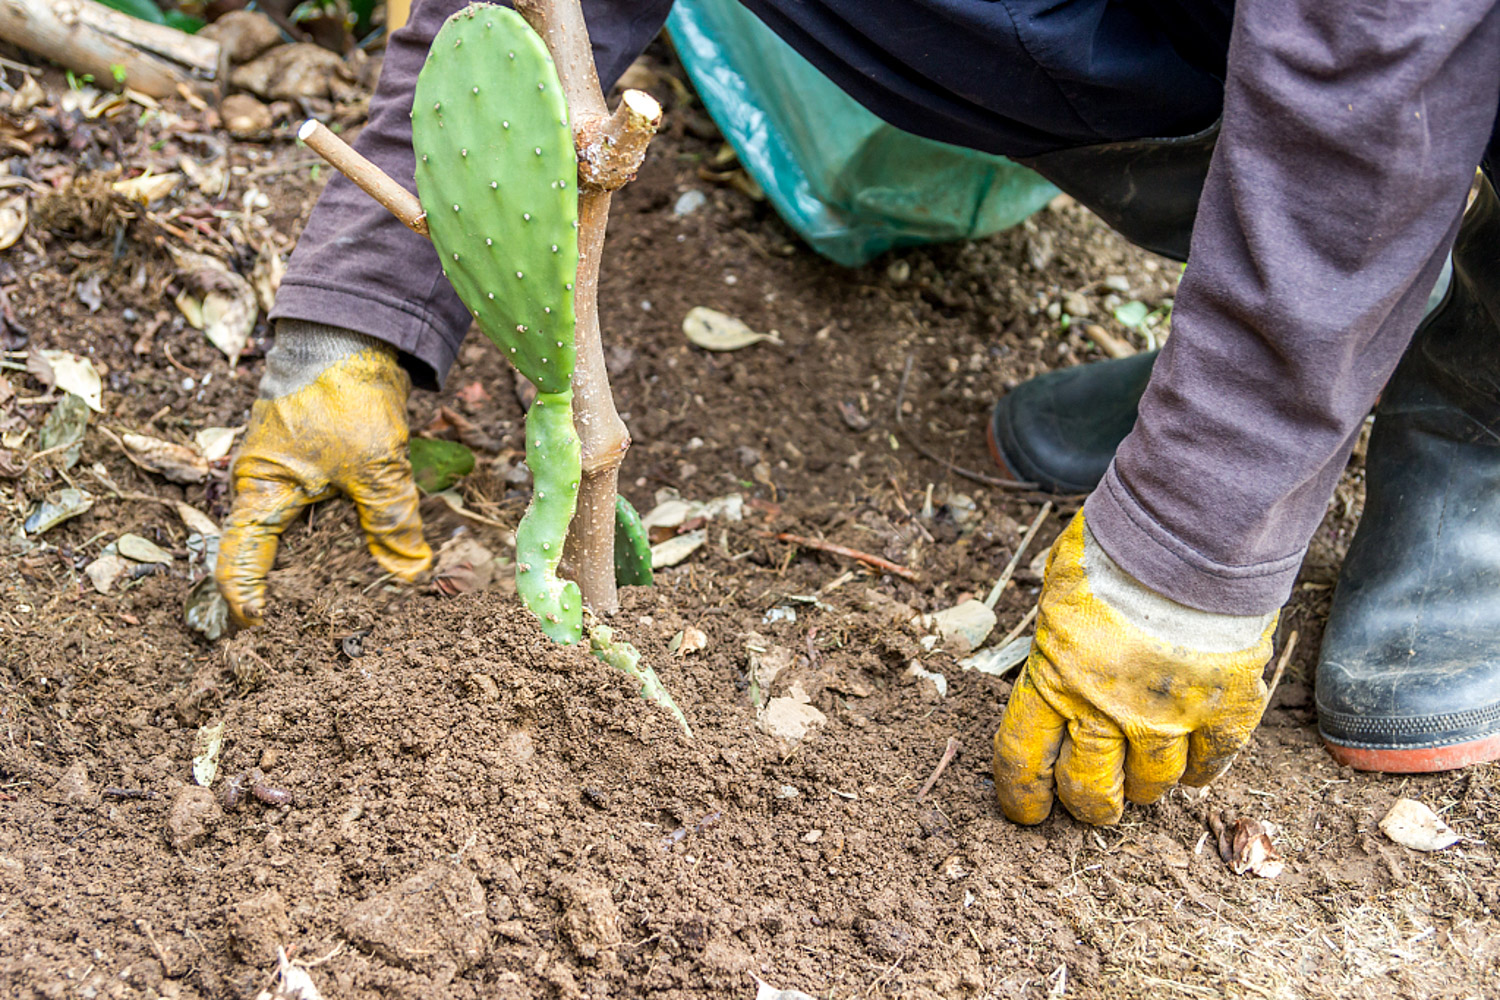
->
<box><xmin>1209</xmin><ymin>812</ymin><xmax>1284</xmax><ymax>878</ymax></box>
<box><xmin>669</xmin><ymin>626</ymin><xmax>708</xmax><ymax>657</ymax></box>
<box><xmin>682</xmin><ymin>306</ymin><xmax>781</xmax><ymax>351</ymax></box>
<box><xmin>121</xmin><ymin>432</ymin><xmax>210</xmax><ymax>484</ymax></box>
<box><xmin>178</xmin><ymin>155</ymin><xmax>226</xmax><ymax>198</ymax></box>
<box><xmin>250</xmin><ymin>243</ymin><xmax>286</xmax><ymax>312</ymax></box>
<box><xmin>84</xmin><ymin>553</ymin><xmax>131</xmax><ymax>594</ymax></box>
<box><xmin>432</xmin><ymin>534</ymin><xmax>498</xmax><ymax>596</ymax></box>
<box><xmin>117</xmin><ymin>533</ymin><xmax>173</xmax><ymax>564</ymax></box>
<box><xmin>176</xmin><ymin>502</ymin><xmax>220</xmax><ymax>537</ymax></box>
<box><xmin>170</xmin><ymin>249</ymin><xmax>258</xmax><ymax>365</ymax></box>
<box><xmin>10</xmin><ymin>74</ymin><xmax>43</xmax><ymax>114</ymax></box>
<box><xmin>0</xmin><ymin>193</ymin><xmax>27</xmax><ymax>250</ymax></box>
<box><xmin>651</xmin><ymin>529</ymin><xmax>706</xmax><ymax>569</ymax></box>
<box><xmin>1379</xmin><ymin>798</ymin><xmax>1460</xmax><ymax>852</ymax></box>
<box><xmin>111</xmin><ymin>172</ymin><xmax>182</xmax><ymax>206</ymax></box>
<box><xmin>38</xmin><ymin>350</ymin><xmax>103</xmax><ymax>411</ymax></box>
<box><xmin>194</xmin><ymin>426</ymin><xmax>240</xmax><ymax>462</ymax></box>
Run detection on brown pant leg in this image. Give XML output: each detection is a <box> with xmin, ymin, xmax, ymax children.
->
<box><xmin>270</xmin><ymin>0</ymin><xmax>673</xmax><ymax>389</ymax></box>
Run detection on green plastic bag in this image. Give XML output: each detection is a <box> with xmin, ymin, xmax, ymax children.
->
<box><xmin>666</xmin><ymin>0</ymin><xmax>1059</xmax><ymax>267</ymax></box>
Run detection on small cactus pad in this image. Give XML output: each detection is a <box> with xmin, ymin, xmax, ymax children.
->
<box><xmin>515</xmin><ymin>390</ymin><xmax>582</xmax><ymax>643</ymax></box>
<box><xmin>412</xmin><ymin>5</ymin><xmax>579</xmax><ymax>394</ymax></box>
<box><xmin>613</xmin><ymin>495</ymin><xmax>654</xmax><ymax>588</ymax></box>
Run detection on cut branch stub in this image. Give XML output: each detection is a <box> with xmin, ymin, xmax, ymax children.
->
<box><xmin>411</xmin><ymin>3</ymin><xmax>579</xmax><ymax>395</ymax></box>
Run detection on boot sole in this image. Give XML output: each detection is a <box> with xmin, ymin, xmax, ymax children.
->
<box><xmin>1321</xmin><ymin>731</ymin><xmax>1500</xmax><ymax>773</ymax></box>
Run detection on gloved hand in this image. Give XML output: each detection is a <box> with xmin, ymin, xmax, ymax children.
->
<box><xmin>993</xmin><ymin>512</ymin><xmax>1277</xmax><ymax>825</ymax></box>
<box><xmin>216</xmin><ymin>320</ymin><xmax>432</xmax><ymax>626</ymax></box>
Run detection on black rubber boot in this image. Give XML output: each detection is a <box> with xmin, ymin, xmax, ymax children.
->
<box><xmin>1317</xmin><ymin>173</ymin><xmax>1500</xmax><ymax>773</ymax></box>
<box><xmin>987</xmin><ymin>127</ymin><xmax>1216</xmax><ymax>492</ymax></box>
<box><xmin>987</xmin><ymin>349</ymin><xmax>1157</xmax><ymax>493</ymax></box>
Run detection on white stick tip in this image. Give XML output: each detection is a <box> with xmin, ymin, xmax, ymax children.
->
<box><xmin>297</xmin><ymin>119</ymin><xmax>319</xmax><ymax>142</ymax></box>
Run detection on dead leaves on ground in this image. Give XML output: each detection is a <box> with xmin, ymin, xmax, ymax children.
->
<box><xmin>1209</xmin><ymin>812</ymin><xmax>1285</xmax><ymax>879</ymax></box>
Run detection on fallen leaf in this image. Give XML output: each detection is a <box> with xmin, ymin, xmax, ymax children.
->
<box><xmin>191</xmin><ymin>720</ymin><xmax>225</xmax><ymax>786</ymax></box>
<box><xmin>1379</xmin><ymin>798</ymin><xmax>1460</xmax><ymax>852</ymax></box>
<box><xmin>176</xmin><ymin>502</ymin><xmax>220</xmax><ymax>537</ymax></box>
<box><xmin>0</xmin><ymin>193</ymin><xmax>27</xmax><ymax>250</ymax></box>
<box><xmin>758</xmin><ymin>690</ymin><xmax>826</xmax><ymax>743</ymax></box>
<box><xmin>121</xmin><ymin>432</ymin><xmax>210</xmax><ymax>483</ymax></box>
<box><xmin>178</xmin><ymin>155</ymin><xmax>226</xmax><ymax>197</ymax></box>
<box><xmin>432</xmin><ymin>534</ymin><xmax>498</xmax><ymax>596</ymax></box>
<box><xmin>184</xmin><ymin>575</ymin><xmax>229</xmax><ymax>640</ymax></box>
<box><xmin>170</xmin><ymin>249</ymin><xmax>258</xmax><ymax>365</ymax></box>
<box><xmin>194</xmin><ymin>425</ymin><xmax>240</xmax><ymax>462</ymax></box>
<box><xmin>117</xmin><ymin>533</ymin><xmax>173</xmax><ymax>564</ymax></box>
<box><xmin>669</xmin><ymin>626</ymin><xmax>708</xmax><ymax>657</ymax></box>
<box><xmin>37</xmin><ymin>393</ymin><xmax>89</xmax><ymax>469</ymax></box>
<box><xmin>74</xmin><ymin>273</ymin><xmax>105</xmax><ymax>315</ymax></box>
<box><xmin>39</xmin><ymin>350</ymin><xmax>103</xmax><ymax>411</ymax></box>
<box><xmin>1209</xmin><ymin>812</ymin><xmax>1284</xmax><ymax>878</ymax></box>
<box><xmin>111</xmin><ymin>171</ymin><xmax>181</xmax><ymax>206</ymax></box>
<box><xmin>0</xmin><ymin>450</ymin><xmax>23</xmax><ymax>477</ymax></box>
<box><xmin>10</xmin><ymin>74</ymin><xmax>43</xmax><ymax>114</ymax></box>
<box><xmin>682</xmin><ymin>306</ymin><xmax>781</xmax><ymax>351</ymax></box>
<box><xmin>754</xmin><ymin>977</ymin><xmax>818</xmax><ymax>1000</ymax></box>
<box><xmin>408</xmin><ymin>437</ymin><xmax>475</xmax><ymax>494</ymax></box>
<box><xmin>960</xmin><ymin>634</ymin><xmax>1032</xmax><ymax>677</ymax></box>
<box><xmin>84</xmin><ymin>553</ymin><xmax>131</xmax><ymax>593</ymax></box>
<box><xmin>650</xmin><ymin>529</ymin><xmax>705</xmax><ymax>569</ymax></box>
<box><xmin>24</xmin><ymin>487</ymin><xmax>93</xmax><ymax>535</ymax></box>
<box><xmin>1113</xmin><ymin>299</ymin><xmax>1150</xmax><ymax>328</ymax></box>
<box><xmin>250</xmin><ymin>242</ymin><xmax>285</xmax><ymax>312</ymax></box>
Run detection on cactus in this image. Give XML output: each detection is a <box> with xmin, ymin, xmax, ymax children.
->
<box><xmin>412</xmin><ymin>5</ymin><xmax>583</xmax><ymax>640</ymax></box>
<box><xmin>613</xmin><ymin>495</ymin><xmax>654</xmax><ymax>588</ymax></box>
<box><xmin>412</xmin><ymin>4</ymin><xmax>578</xmax><ymax>394</ymax></box>
<box><xmin>590</xmin><ymin>625</ymin><xmax>690</xmax><ymax>736</ymax></box>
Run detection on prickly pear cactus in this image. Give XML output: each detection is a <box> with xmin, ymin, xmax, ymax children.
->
<box><xmin>412</xmin><ymin>5</ymin><xmax>583</xmax><ymax>642</ymax></box>
<box><xmin>412</xmin><ymin>4</ymin><xmax>579</xmax><ymax>394</ymax></box>
<box><xmin>613</xmin><ymin>495</ymin><xmax>654</xmax><ymax>588</ymax></box>
<box><xmin>516</xmin><ymin>390</ymin><xmax>582</xmax><ymax>643</ymax></box>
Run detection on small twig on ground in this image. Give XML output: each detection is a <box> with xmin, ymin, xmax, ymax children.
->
<box><xmin>984</xmin><ymin>501</ymin><xmax>1053</xmax><ymax>608</ymax></box>
<box><xmin>760</xmin><ymin>530</ymin><xmax>919</xmax><ymax>582</ymax></box>
<box><xmin>896</xmin><ymin>426</ymin><xmax>1036</xmax><ymax>490</ymax></box>
<box><xmin>805</xmin><ymin>626</ymin><xmax>820</xmax><ymax>668</ymax></box>
<box><xmin>995</xmin><ymin>604</ymin><xmax>1039</xmax><ymax>649</ymax></box>
<box><xmin>1264</xmin><ymin>629</ymin><xmax>1299</xmax><ymax>710</ymax></box>
<box><xmin>102</xmin><ymin>787</ymin><xmax>158</xmax><ymax>800</ymax></box>
<box><xmin>916</xmin><ymin>737</ymin><xmax>961</xmax><ymax>802</ymax></box>
<box><xmin>893</xmin><ymin>353</ymin><xmax>915</xmax><ymax>423</ymax></box>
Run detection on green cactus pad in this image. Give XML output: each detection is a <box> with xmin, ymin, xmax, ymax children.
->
<box><xmin>412</xmin><ymin>5</ymin><xmax>579</xmax><ymax>394</ymax></box>
<box><xmin>515</xmin><ymin>390</ymin><xmax>582</xmax><ymax>643</ymax></box>
<box><xmin>589</xmin><ymin>625</ymin><xmax>691</xmax><ymax>737</ymax></box>
<box><xmin>613</xmin><ymin>495</ymin><xmax>654</xmax><ymax>588</ymax></box>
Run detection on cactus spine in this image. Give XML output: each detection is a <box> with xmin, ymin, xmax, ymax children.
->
<box><xmin>412</xmin><ymin>5</ymin><xmax>582</xmax><ymax>640</ymax></box>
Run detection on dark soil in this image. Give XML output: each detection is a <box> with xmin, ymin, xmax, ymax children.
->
<box><xmin>2</xmin><ymin>39</ymin><xmax>1497</xmax><ymax>1000</ymax></box>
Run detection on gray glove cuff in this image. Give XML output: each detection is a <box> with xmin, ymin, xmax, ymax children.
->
<box><xmin>1082</xmin><ymin>521</ymin><xmax>1275</xmax><ymax>653</ymax></box>
<box><xmin>258</xmin><ymin>320</ymin><xmax>387</xmax><ymax>399</ymax></box>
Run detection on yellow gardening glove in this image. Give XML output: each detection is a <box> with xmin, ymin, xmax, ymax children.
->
<box><xmin>993</xmin><ymin>512</ymin><xmax>1277</xmax><ymax>826</ymax></box>
<box><xmin>216</xmin><ymin>321</ymin><xmax>432</xmax><ymax>626</ymax></box>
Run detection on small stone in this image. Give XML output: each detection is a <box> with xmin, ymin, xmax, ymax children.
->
<box><xmin>219</xmin><ymin>94</ymin><xmax>272</xmax><ymax>140</ymax></box>
<box><xmin>48</xmin><ymin>761</ymin><xmax>92</xmax><ymax>805</ymax></box>
<box><xmin>673</xmin><ymin>189</ymin><xmax>707</xmax><ymax>217</ymax></box>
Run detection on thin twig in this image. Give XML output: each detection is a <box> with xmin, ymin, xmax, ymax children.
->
<box><xmin>297</xmin><ymin>120</ymin><xmax>429</xmax><ymax>237</ymax></box>
<box><xmin>916</xmin><ymin>737</ymin><xmax>960</xmax><ymax>802</ymax></box>
<box><xmin>1264</xmin><ymin>629</ymin><xmax>1298</xmax><ymax>711</ymax></box>
<box><xmin>893</xmin><ymin>353</ymin><xmax>915</xmax><ymax>423</ymax></box>
<box><xmin>984</xmin><ymin>501</ymin><xmax>1053</xmax><ymax>608</ymax></box>
<box><xmin>896</xmin><ymin>425</ymin><xmax>1036</xmax><ymax>490</ymax></box>
<box><xmin>995</xmin><ymin>604</ymin><xmax>1038</xmax><ymax>649</ymax></box>
<box><xmin>760</xmin><ymin>530</ymin><xmax>919</xmax><ymax>582</ymax></box>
